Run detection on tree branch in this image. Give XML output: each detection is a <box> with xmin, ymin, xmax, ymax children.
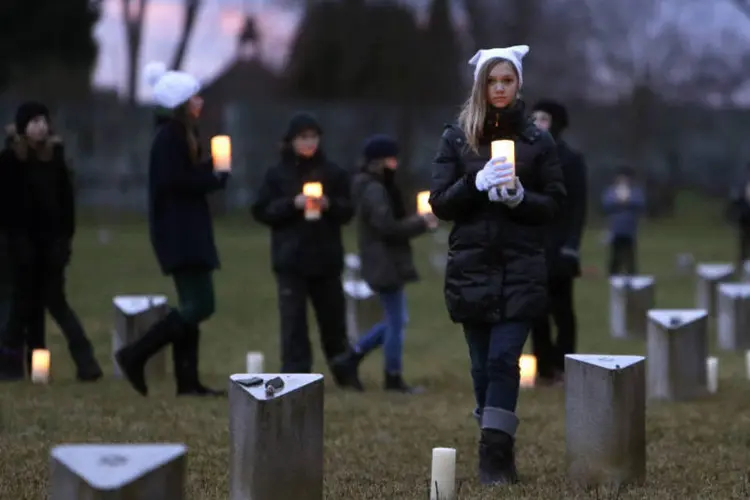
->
<box><xmin>170</xmin><ymin>0</ymin><xmax>201</xmax><ymax>71</ymax></box>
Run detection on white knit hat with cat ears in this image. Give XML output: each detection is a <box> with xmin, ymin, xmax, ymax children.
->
<box><xmin>143</xmin><ymin>61</ymin><xmax>201</xmax><ymax>109</ymax></box>
<box><xmin>469</xmin><ymin>45</ymin><xmax>530</xmax><ymax>87</ymax></box>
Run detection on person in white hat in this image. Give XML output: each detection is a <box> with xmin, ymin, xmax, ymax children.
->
<box><xmin>115</xmin><ymin>62</ymin><xmax>230</xmax><ymax>398</ymax></box>
<box><xmin>427</xmin><ymin>46</ymin><xmax>566</xmax><ymax>485</ymax></box>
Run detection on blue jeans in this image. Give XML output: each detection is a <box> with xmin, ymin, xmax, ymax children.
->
<box><xmin>354</xmin><ymin>289</ymin><xmax>408</xmax><ymax>374</ymax></box>
<box><xmin>464</xmin><ymin>321</ymin><xmax>531</xmax><ymax>420</ymax></box>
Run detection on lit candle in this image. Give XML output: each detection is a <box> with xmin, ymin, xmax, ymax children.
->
<box><xmin>303</xmin><ymin>182</ymin><xmax>323</xmax><ymax>220</ymax></box>
<box><xmin>519</xmin><ymin>354</ymin><xmax>536</xmax><ymax>389</ymax></box>
<box><xmin>417</xmin><ymin>191</ymin><xmax>431</xmax><ymax>215</ymax></box>
<box><xmin>210</xmin><ymin>135</ymin><xmax>232</xmax><ymax>171</ymax></box>
<box><xmin>490</xmin><ymin>140</ymin><xmax>515</xmax><ymax>188</ymax></box>
<box><xmin>429</xmin><ymin>447</ymin><xmax>456</xmax><ymax>500</ymax></box>
<box><xmin>246</xmin><ymin>352</ymin><xmax>264</xmax><ymax>373</ymax></box>
<box><xmin>31</xmin><ymin>349</ymin><xmax>50</xmax><ymax>384</ymax></box>
<box><xmin>706</xmin><ymin>356</ymin><xmax>718</xmax><ymax>394</ymax></box>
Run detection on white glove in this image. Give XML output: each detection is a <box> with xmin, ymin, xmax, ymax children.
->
<box><xmin>488</xmin><ymin>178</ymin><xmax>525</xmax><ymax>208</ymax></box>
<box><xmin>475</xmin><ymin>157</ymin><xmax>515</xmax><ymax>191</ymax></box>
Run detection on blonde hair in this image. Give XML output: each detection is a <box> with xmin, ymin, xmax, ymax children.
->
<box><xmin>458</xmin><ymin>58</ymin><xmax>518</xmax><ymax>153</ymax></box>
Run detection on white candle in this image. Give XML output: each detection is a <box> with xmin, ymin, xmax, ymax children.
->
<box><xmin>490</xmin><ymin>140</ymin><xmax>515</xmax><ymax>189</ymax></box>
<box><xmin>31</xmin><ymin>349</ymin><xmax>50</xmax><ymax>384</ymax></box>
<box><xmin>706</xmin><ymin>356</ymin><xmax>718</xmax><ymax>394</ymax></box>
<box><xmin>303</xmin><ymin>182</ymin><xmax>323</xmax><ymax>220</ymax></box>
<box><xmin>210</xmin><ymin>135</ymin><xmax>232</xmax><ymax>171</ymax></box>
<box><xmin>429</xmin><ymin>447</ymin><xmax>456</xmax><ymax>500</ymax></box>
<box><xmin>417</xmin><ymin>191</ymin><xmax>431</xmax><ymax>215</ymax></box>
<box><xmin>745</xmin><ymin>351</ymin><xmax>750</xmax><ymax>380</ymax></box>
<box><xmin>246</xmin><ymin>352</ymin><xmax>264</xmax><ymax>373</ymax></box>
<box><xmin>519</xmin><ymin>354</ymin><xmax>536</xmax><ymax>389</ymax></box>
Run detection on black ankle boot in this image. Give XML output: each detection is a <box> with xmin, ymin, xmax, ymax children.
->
<box><xmin>478</xmin><ymin>428</ymin><xmax>519</xmax><ymax>485</ymax></box>
<box><xmin>69</xmin><ymin>340</ymin><xmax>103</xmax><ymax>382</ymax></box>
<box><xmin>174</xmin><ymin>325</ymin><xmax>226</xmax><ymax>397</ymax></box>
<box><xmin>384</xmin><ymin>372</ymin><xmax>423</xmax><ymax>394</ymax></box>
<box><xmin>330</xmin><ymin>350</ymin><xmax>364</xmax><ymax>391</ymax></box>
<box><xmin>0</xmin><ymin>347</ymin><xmax>25</xmax><ymax>381</ymax></box>
<box><xmin>115</xmin><ymin>310</ymin><xmax>184</xmax><ymax>396</ymax></box>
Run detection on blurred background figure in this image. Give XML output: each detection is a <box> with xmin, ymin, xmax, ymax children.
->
<box><xmin>529</xmin><ymin>99</ymin><xmax>587</xmax><ymax>386</ymax></box>
<box><xmin>601</xmin><ymin>166</ymin><xmax>646</xmax><ymax>276</ymax></box>
<box><xmin>727</xmin><ymin>162</ymin><xmax>750</xmax><ymax>268</ymax></box>
<box><xmin>251</xmin><ymin>112</ymin><xmax>362</xmax><ymax>390</ymax></box>
<box><xmin>333</xmin><ymin>135</ymin><xmax>437</xmax><ymax>394</ymax></box>
<box><xmin>115</xmin><ymin>63</ymin><xmax>229</xmax><ymax>397</ymax></box>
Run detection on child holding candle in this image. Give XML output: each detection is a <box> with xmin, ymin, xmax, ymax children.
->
<box><xmin>429</xmin><ymin>45</ymin><xmax>565</xmax><ymax>485</ymax></box>
<box><xmin>333</xmin><ymin>135</ymin><xmax>437</xmax><ymax>393</ymax></box>
<box><xmin>0</xmin><ymin>101</ymin><xmax>102</xmax><ymax>382</ymax></box>
<box><xmin>116</xmin><ymin>62</ymin><xmax>230</xmax><ymax>397</ymax></box>
<box><xmin>601</xmin><ymin>166</ymin><xmax>646</xmax><ymax>276</ymax></box>
<box><xmin>251</xmin><ymin>112</ymin><xmax>362</xmax><ymax>390</ymax></box>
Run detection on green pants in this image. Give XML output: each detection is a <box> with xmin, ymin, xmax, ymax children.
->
<box><xmin>172</xmin><ymin>269</ymin><xmax>215</xmax><ymax>325</ymax></box>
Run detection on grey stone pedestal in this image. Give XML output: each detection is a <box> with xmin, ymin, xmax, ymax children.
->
<box><xmin>647</xmin><ymin>309</ymin><xmax>709</xmax><ymax>401</ymax></box>
<box><xmin>565</xmin><ymin>354</ymin><xmax>646</xmax><ymax>488</ymax></box>
<box><xmin>695</xmin><ymin>263</ymin><xmax>734</xmax><ymax>317</ymax></box>
<box><xmin>112</xmin><ymin>295</ymin><xmax>168</xmax><ymax>379</ymax></box>
<box><xmin>717</xmin><ymin>283</ymin><xmax>750</xmax><ymax>351</ymax></box>
<box><xmin>229</xmin><ymin>373</ymin><xmax>324</xmax><ymax>500</ymax></box>
<box><xmin>49</xmin><ymin>443</ymin><xmax>186</xmax><ymax>499</ymax></box>
<box><xmin>609</xmin><ymin>276</ymin><xmax>655</xmax><ymax>339</ymax></box>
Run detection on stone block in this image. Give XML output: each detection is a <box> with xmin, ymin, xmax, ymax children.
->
<box><xmin>717</xmin><ymin>283</ymin><xmax>750</xmax><ymax>351</ymax></box>
<box><xmin>609</xmin><ymin>276</ymin><xmax>655</xmax><ymax>339</ymax></box>
<box><xmin>695</xmin><ymin>263</ymin><xmax>734</xmax><ymax>317</ymax></box>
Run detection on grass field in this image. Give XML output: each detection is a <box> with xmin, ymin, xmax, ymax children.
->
<box><xmin>2</xmin><ymin>194</ymin><xmax>750</xmax><ymax>499</ymax></box>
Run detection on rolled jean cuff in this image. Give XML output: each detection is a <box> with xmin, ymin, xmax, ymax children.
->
<box><xmin>481</xmin><ymin>407</ymin><xmax>519</xmax><ymax>436</ymax></box>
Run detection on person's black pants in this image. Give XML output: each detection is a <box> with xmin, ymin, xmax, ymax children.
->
<box><xmin>276</xmin><ymin>273</ymin><xmax>350</xmax><ymax>373</ymax></box>
<box><xmin>531</xmin><ymin>277</ymin><xmax>576</xmax><ymax>379</ymax></box>
<box><xmin>608</xmin><ymin>235</ymin><xmax>637</xmax><ymax>276</ymax></box>
<box><xmin>739</xmin><ymin>227</ymin><xmax>750</xmax><ymax>265</ymax></box>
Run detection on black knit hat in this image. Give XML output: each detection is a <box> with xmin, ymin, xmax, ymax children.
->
<box><xmin>363</xmin><ymin>134</ymin><xmax>399</xmax><ymax>162</ymax></box>
<box><xmin>283</xmin><ymin>112</ymin><xmax>322</xmax><ymax>142</ymax></box>
<box><xmin>15</xmin><ymin>101</ymin><xmax>50</xmax><ymax>135</ymax></box>
<box><xmin>531</xmin><ymin>99</ymin><xmax>569</xmax><ymax>137</ymax></box>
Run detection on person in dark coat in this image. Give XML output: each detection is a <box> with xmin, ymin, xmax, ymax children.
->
<box><xmin>727</xmin><ymin>162</ymin><xmax>750</xmax><ymax>268</ymax></box>
<box><xmin>429</xmin><ymin>46</ymin><xmax>565</xmax><ymax>486</ymax></box>
<box><xmin>333</xmin><ymin>135</ymin><xmax>437</xmax><ymax>393</ymax></box>
<box><xmin>251</xmin><ymin>112</ymin><xmax>362</xmax><ymax>390</ymax></box>
<box><xmin>0</xmin><ymin>101</ymin><xmax>102</xmax><ymax>382</ymax></box>
<box><xmin>529</xmin><ymin>99</ymin><xmax>588</xmax><ymax>385</ymax></box>
<box><xmin>601</xmin><ymin>165</ymin><xmax>646</xmax><ymax>275</ymax></box>
<box><xmin>115</xmin><ymin>61</ymin><xmax>229</xmax><ymax>397</ymax></box>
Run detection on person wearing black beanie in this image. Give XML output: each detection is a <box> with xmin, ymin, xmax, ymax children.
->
<box><xmin>251</xmin><ymin>112</ymin><xmax>362</xmax><ymax>390</ymax></box>
<box><xmin>0</xmin><ymin>101</ymin><xmax>102</xmax><ymax>382</ymax></box>
<box><xmin>529</xmin><ymin>99</ymin><xmax>588</xmax><ymax>385</ymax></box>
<box><xmin>333</xmin><ymin>134</ymin><xmax>437</xmax><ymax>394</ymax></box>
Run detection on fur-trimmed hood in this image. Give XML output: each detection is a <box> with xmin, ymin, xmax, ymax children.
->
<box><xmin>4</xmin><ymin>124</ymin><xmax>62</xmax><ymax>162</ymax></box>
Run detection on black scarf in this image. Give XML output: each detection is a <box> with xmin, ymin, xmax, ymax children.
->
<box><xmin>382</xmin><ymin>169</ymin><xmax>406</xmax><ymax>219</ymax></box>
<box><xmin>484</xmin><ymin>99</ymin><xmax>527</xmax><ymax>139</ymax></box>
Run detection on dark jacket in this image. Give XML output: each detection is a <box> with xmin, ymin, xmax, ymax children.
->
<box><xmin>728</xmin><ymin>167</ymin><xmax>750</xmax><ymax>227</ymax></box>
<box><xmin>545</xmin><ymin>139</ymin><xmax>587</xmax><ymax>278</ymax></box>
<box><xmin>428</xmin><ymin>108</ymin><xmax>566</xmax><ymax>324</ymax></box>
<box><xmin>148</xmin><ymin>118</ymin><xmax>228</xmax><ymax>275</ymax></box>
<box><xmin>352</xmin><ymin>168</ymin><xmax>427</xmax><ymax>292</ymax></box>
<box><xmin>251</xmin><ymin>150</ymin><xmax>353</xmax><ymax>276</ymax></box>
<box><xmin>0</xmin><ymin>125</ymin><xmax>76</xmax><ymax>268</ymax></box>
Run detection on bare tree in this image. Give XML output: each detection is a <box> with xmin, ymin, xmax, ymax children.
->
<box><xmin>122</xmin><ymin>0</ymin><xmax>149</xmax><ymax>104</ymax></box>
<box><xmin>170</xmin><ymin>0</ymin><xmax>202</xmax><ymax>70</ymax></box>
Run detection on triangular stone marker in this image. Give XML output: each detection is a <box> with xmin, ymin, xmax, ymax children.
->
<box><xmin>113</xmin><ymin>295</ymin><xmax>168</xmax><ymax>316</ymax></box>
<box><xmin>50</xmin><ymin>443</ymin><xmax>186</xmax><ymax>495</ymax></box>
<box><xmin>718</xmin><ymin>283</ymin><xmax>750</xmax><ymax>298</ymax></box>
<box><xmin>696</xmin><ymin>263</ymin><xmax>734</xmax><ymax>280</ymax></box>
<box><xmin>566</xmin><ymin>354</ymin><xmax>645</xmax><ymax>371</ymax></box>
<box><xmin>609</xmin><ymin>276</ymin><xmax>654</xmax><ymax>289</ymax></box>
<box><xmin>229</xmin><ymin>373</ymin><xmax>324</xmax><ymax>500</ymax></box>
<box><xmin>648</xmin><ymin>309</ymin><xmax>707</xmax><ymax>328</ymax></box>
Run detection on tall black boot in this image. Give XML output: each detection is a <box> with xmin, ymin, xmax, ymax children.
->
<box><xmin>478</xmin><ymin>407</ymin><xmax>519</xmax><ymax>485</ymax></box>
<box><xmin>68</xmin><ymin>339</ymin><xmax>103</xmax><ymax>382</ymax></box>
<box><xmin>384</xmin><ymin>372</ymin><xmax>424</xmax><ymax>394</ymax></box>
<box><xmin>115</xmin><ymin>310</ymin><xmax>184</xmax><ymax>396</ymax></box>
<box><xmin>330</xmin><ymin>350</ymin><xmax>365</xmax><ymax>391</ymax></box>
<box><xmin>174</xmin><ymin>325</ymin><xmax>225</xmax><ymax>397</ymax></box>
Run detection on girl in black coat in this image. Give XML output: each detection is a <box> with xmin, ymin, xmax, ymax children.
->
<box><xmin>428</xmin><ymin>46</ymin><xmax>565</xmax><ymax>485</ymax></box>
<box><xmin>0</xmin><ymin>101</ymin><xmax>102</xmax><ymax>382</ymax></box>
<box><xmin>115</xmin><ymin>62</ymin><xmax>229</xmax><ymax>397</ymax></box>
<box><xmin>335</xmin><ymin>135</ymin><xmax>436</xmax><ymax>393</ymax></box>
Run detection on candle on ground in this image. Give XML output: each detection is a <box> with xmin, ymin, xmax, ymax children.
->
<box><xmin>519</xmin><ymin>354</ymin><xmax>536</xmax><ymax>389</ymax></box>
<box><xmin>706</xmin><ymin>356</ymin><xmax>718</xmax><ymax>394</ymax></box>
<box><xmin>430</xmin><ymin>447</ymin><xmax>456</xmax><ymax>500</ymax></box>
<box><xmin>31</xmin><ymin>349</ymin><xmax>50</xmax><ymax>384</ymax></box>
